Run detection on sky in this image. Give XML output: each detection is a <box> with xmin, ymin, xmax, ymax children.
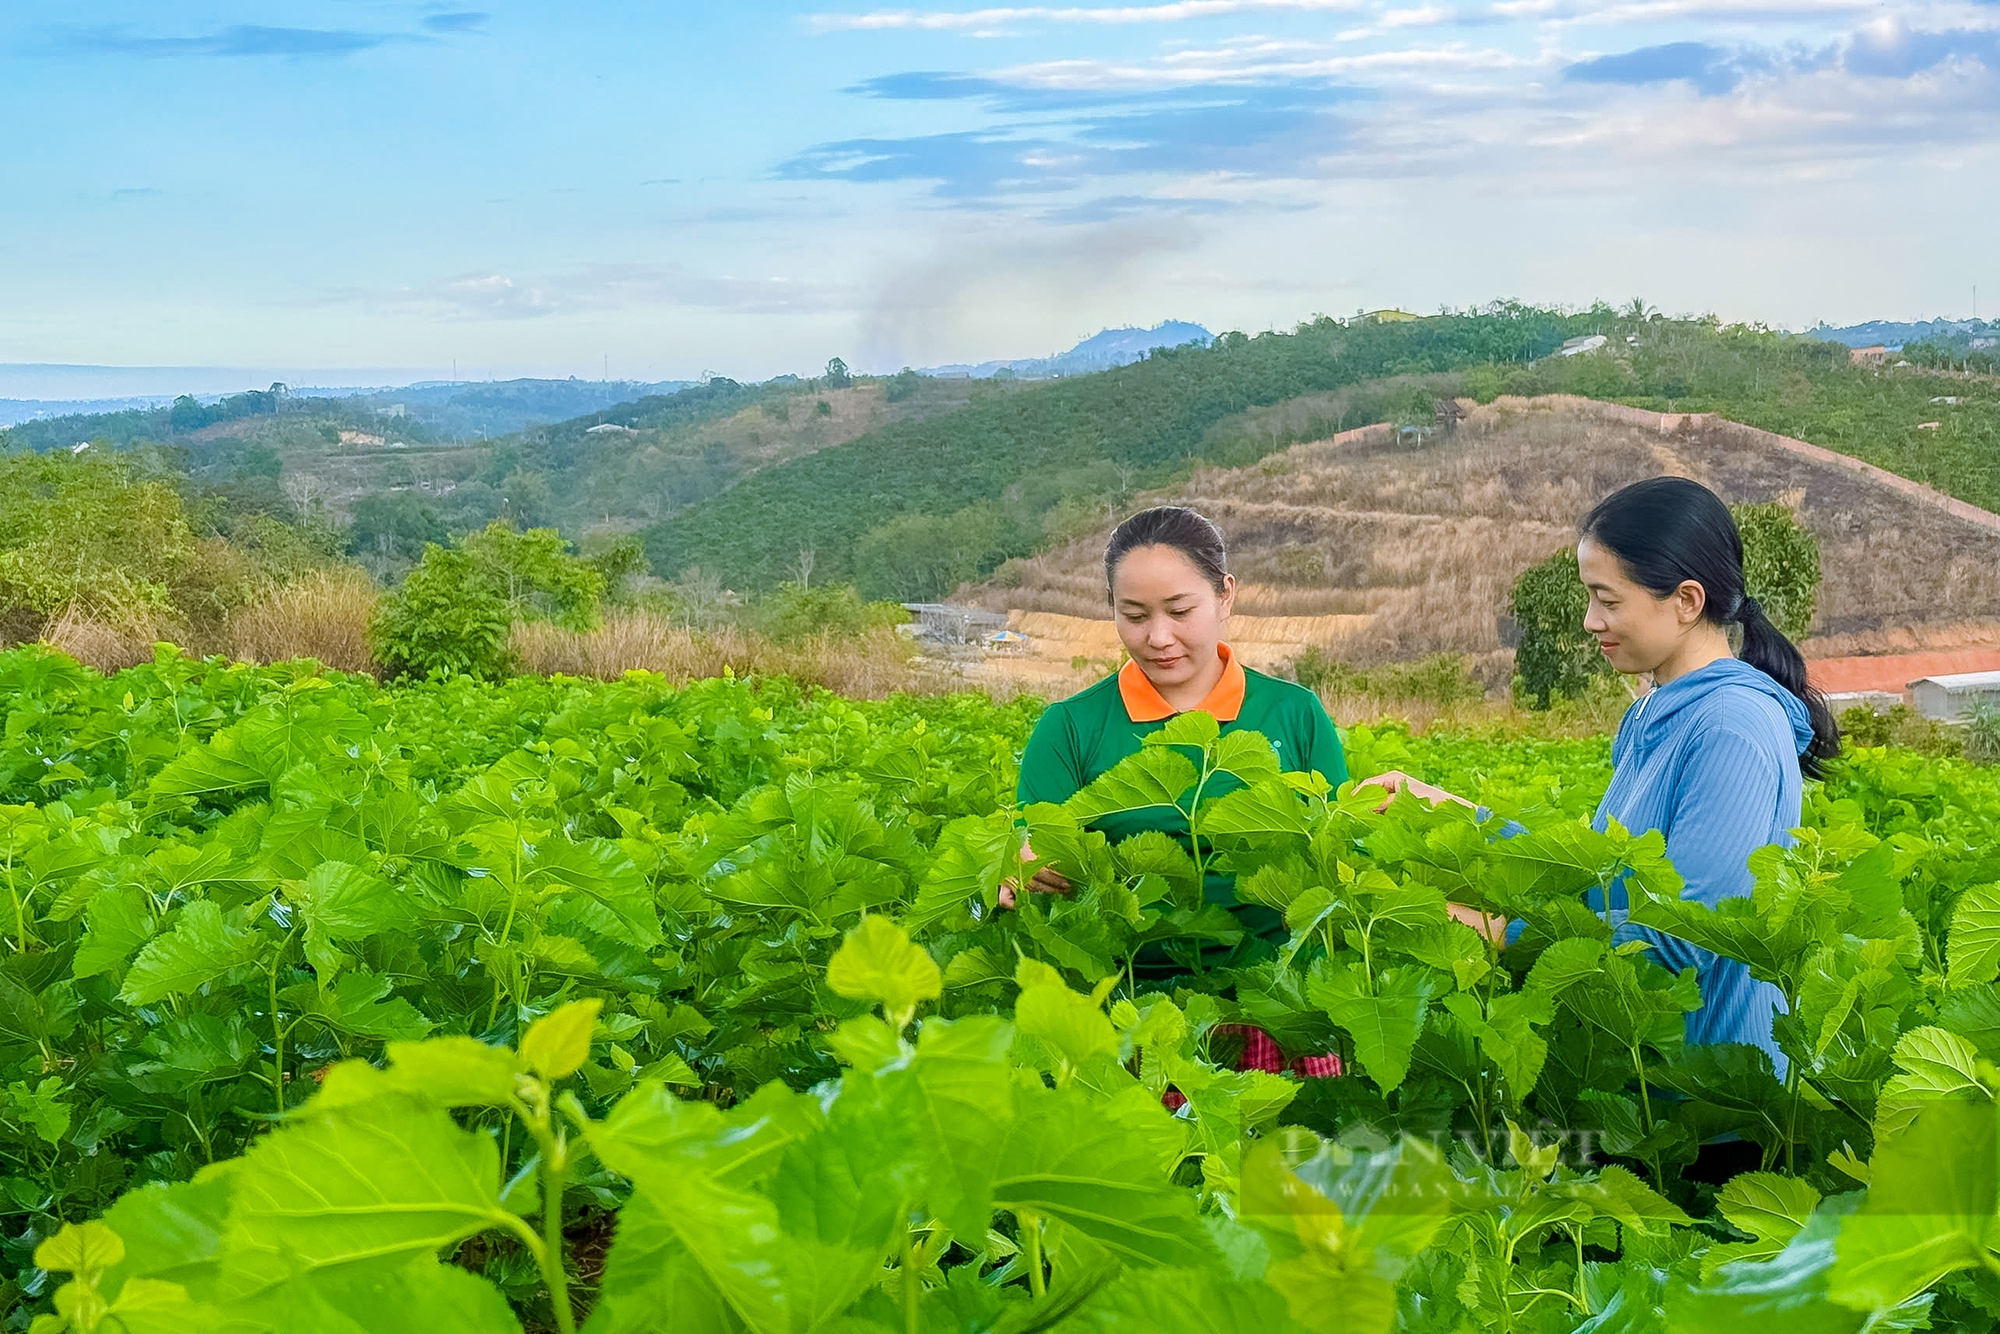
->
<box><xmin>1</xmin><ymin>1</ymin><xmax>1995</xmax><ymax>388</ymax></box>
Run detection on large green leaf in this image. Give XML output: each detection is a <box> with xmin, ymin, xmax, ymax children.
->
<box><xmin>218</xmin><ymin>1093</ymin><xmax>526</xmax><ymax>1302</ymax></box>
<box><xmin>897</xmin><ymin>1015</ymin><xmax>1016</xmax><ymax>1239</ymax></box>
<box><xmin>72</xmin><ymin>885</ymin><xmax>157</xmax><ymax>980</ymax></box>
<box><xmin>991</xmin><ymin>1087</ymin><xmax>1213</xmax><ymax>1269</ymax></box>
<box><xmin>1309</xmin><ymin>961</ymin><xmax>1436</xmax><ymax>1094</ymax></box>
<box><xmin>293</xmin><ymin>860</ymin><xmax>412</xmax><ymax>979</ymax></box>
<box><xmin>1065</xmin><ymin>747</ymin><xmax>1197</xmax><ymax>825</ymax></box>
<box><xmin>907</xmin><ymin>810</ymin><xmax>1016</xmax><ymax>927</ymax></box>
<box><xmin>1703</xmin><ymin>1173</ymin><xmax>1824</xmax><ymax>1275</ymax></box>
<box><xmin>1832</xmin><ymin>1098</ymin><xmax>1998</xmax><ymax>1312</ymax></box>
<box><xmin>118</xmin><ymin>900</ymin><xmax>261</xmax><ymax>1006</ymax></box>
<box><xmin>1013</xmin><ymin>958</ymin><xmax>1118</xmax><ymax>1073</ymax></box>
<box><xmin>1950</xmin><ymin>884</ymin><xmax>2000</xmax><ymax>989</ymax></box>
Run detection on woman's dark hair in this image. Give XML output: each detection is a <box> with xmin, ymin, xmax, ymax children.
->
<box><xmin>1104</xmin><ymin>506</ymin><xmax>1229</xmax><ymax>598</ymax></box>
<box><xmin>1581</xmin><ymin>476</ymin><xmax>1839</xmax><ymax>778</ymax></box>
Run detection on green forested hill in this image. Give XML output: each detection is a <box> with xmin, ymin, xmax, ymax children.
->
<box><xmin>643</xmin><ymin>307</ymin><xmax>1597</xmax><ymax>596</ymax></box>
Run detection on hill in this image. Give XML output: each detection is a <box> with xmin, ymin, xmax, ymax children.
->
<box><xmin>644</xmin><ymin>307</ymin><xmax>1598</xmax><ymax>597</ymax></box>
<box><xmin>1809</xmin><ymin>318</ymin><xmax>1995</xmax><ymax>349</ymax></box>
<box><xmin>923</xmin><ymin>320</ymin><xmax>1213</xmax><ymax>379</ymax></box>
<box><xmin>960</xmin><ymin>395</ymin><xmax>2000</xmax><ymax>689</ymax></box>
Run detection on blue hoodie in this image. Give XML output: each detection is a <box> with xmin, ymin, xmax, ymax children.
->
<box><xmin>1597</xmin><ymin>657</ymin><xmax>1814</xmax><ymax>1070</ymax></box>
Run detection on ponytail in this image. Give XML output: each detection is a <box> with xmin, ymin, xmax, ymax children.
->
<box><xmin>1733</xmin><ymin>596</ymin><xmax>1841</xmax><ymax>780</ymax></box>
<box><xmin>1581</xmin><ymin>477</ymin><xmax>1840</xmax><ymax>779</ymax></box>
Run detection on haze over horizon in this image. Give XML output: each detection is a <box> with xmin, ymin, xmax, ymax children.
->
<box><xmin>3</xmin><ymin>2</ymin><xmax>1993</xmax><ymax>384</ymax></box>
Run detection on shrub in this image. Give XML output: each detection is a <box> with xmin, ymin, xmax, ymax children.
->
<box><xmin>1838</xmin><ymin>703</ymin><xmax>1963</xmax><ymax>759</ymax></box>
<box><xmin>1291</xmin><ymin>648</ymin><xmax>1486</xmax><ymax>705</ymax></box>
<box><xmin>754</xmin><ymin>581</ymin><xmax>907</xmax><ymax>645</ymax></box>
<box><xmin>369</xmin><ymin>546</ymin><xmax>513</xmax><ymax>680</ymax></box>
<box><xmin>1732</xmin><ymin>501</ymin><xmax>1819</xmax><ymax>639</ymax></box>
<box><xmin>1963</xmin><ymin>698</ymin><xmax>2000</xmax><ymax>766</ymax></box>
<box><xmin>1510</xmin><ymin>548</ymin><xmax>1608</xmax><ymax>708</ymax></box>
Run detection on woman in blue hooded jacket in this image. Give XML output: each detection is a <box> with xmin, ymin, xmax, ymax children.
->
<box><xmin>1368</xmin><ymin>476</ymin><xmax>1840</xmax><ymax>1073</ymax></box>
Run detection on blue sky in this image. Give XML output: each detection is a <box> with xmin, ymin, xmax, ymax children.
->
<box><xmin>2</xmin><ymin>1</ymin><xmax>1995</xmax><ymax>386</ymax></box>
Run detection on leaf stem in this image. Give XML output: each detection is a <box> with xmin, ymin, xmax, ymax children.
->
<box><xmin>1021</xmin><ymin>1212</ymin><xmax>1045</xmax><ymax>1300</ymax></box>
<box><xmin>902</xmin><ymin>1226</ymin><xmax>924</xmax><ymax>1334</ymax></box>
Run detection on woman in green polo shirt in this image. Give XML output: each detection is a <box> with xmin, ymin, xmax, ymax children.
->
<box><xmin>1006</xmin><ymin>505</ymin><xmax>1349</xmax><ymax>960</ymax></box>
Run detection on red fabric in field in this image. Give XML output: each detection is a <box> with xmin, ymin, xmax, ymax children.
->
<box><xmin>1161</xmin><ymin>1025</ymin><xmax>1342</xmax><ymax>1110</ymax></box>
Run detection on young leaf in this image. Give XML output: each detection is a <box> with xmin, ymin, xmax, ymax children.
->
<box><xmin>520</xmin><ymin>998</ymin><xmax>604</xmax><ymax>1081</ymax></box>
<box><xmin>1014</xmin><ymin>958</ymin><xmax>1118</xmax><ymax>1073</ymax></box>
<box><xmin>35</xmin><ymin>1220</ymin><xmax>125</xmax><ymax>1277</ymax></box>
<box><xmin>826</xmin><ymin>915</ymin><xmax>940</xmax><ymax>1029</ymax></box>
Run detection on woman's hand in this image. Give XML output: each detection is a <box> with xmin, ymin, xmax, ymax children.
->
<box><xmin>998</xmin><ymin>837</ymin><xmax>1074</xmax><ymax>909</ymax></box>
<box><xmin>1448</xmin><ymin>902</ymin><xmax>1510</xmax><ymax>947</ymax></box>
<box><xmin>1356</xmin><ymin>769</ymin><xmax>1472</xmax><ymax>813</ymax></box>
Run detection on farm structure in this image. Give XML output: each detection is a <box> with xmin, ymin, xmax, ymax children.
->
<box><xmin>1910</xmin><ymin>670</ymin><xmax>2000</xmax><ymax>721</ymax></box>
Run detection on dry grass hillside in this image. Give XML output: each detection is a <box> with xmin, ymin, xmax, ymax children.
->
<box><xmin>965</xmin><ymin>397</ymin><xmax>2000</xmax><ymax>688</ymax></box>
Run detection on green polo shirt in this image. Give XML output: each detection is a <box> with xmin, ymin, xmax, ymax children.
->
<box><xmin>1016</xmin><ymin>644</ymin><xmax>1347</xmax><ymax>958</ymax></box>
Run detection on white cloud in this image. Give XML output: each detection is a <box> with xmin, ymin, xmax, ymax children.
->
<box><xmin>993</xmin><ymin>40</ymin><xmax>1540</xmax><ymax>86</ymax></box>
<box><xmin>331</xmin><ymin>265</ymin><xmax>858</xmax><ymax>321</ymax></box>
<box><xmin>810</xmin><ymin>0</ymin><xmax>1362</xmax><ymax>33</ymax></box>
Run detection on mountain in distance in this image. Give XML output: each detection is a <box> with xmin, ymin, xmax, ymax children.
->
<box><xmin>1808</xmin><ymin>317</ymin><xmax>1996</xmax><ymax>350</ymax></box>
<box><xmin>0</xmin><ymin>376</ymin><xmax>694</xmax><ymax>435</ymax></box>
<box><xmin>919</xmin><ymin>321</ymin><xmax>1213</xmax><ymax>380</ymax></box>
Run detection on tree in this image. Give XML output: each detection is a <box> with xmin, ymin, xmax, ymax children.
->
<box><xmin>824</xmin><ymin>357</ymin><xmax>852</xmax><ymax>389</ymax></box>
<box><xmin>458</xmin><ymin>523</ymin><xmax>605</xmax><ymax>630</ymax></box>
<box><xmin>347</xmin><ymin>493</ymin><xmax>448</xmax><ymax>571</ymax></box>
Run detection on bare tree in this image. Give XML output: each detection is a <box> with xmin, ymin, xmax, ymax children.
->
<box><xmin>282</xmin><ymin>470</ymin><xmax>328</xmax><ymax>519</ymax></box>
<box><xmin>796</xmin><ymin>546</ymin><xmax>816</xmax><ymax>590</ymax></box>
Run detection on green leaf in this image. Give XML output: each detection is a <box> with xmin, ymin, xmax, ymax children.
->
<box><xmin>315</xmin><ymin>1036</ymin><xmax>524</xmax><ymax>1111</ymax></box>
<box><xmin>825</xmin><ymin>915</ymin><xmax>940</xmax><ymax>1028</ymax></box>
<box><xmin>1704</xmin><ymin>1173</ymin><xmax>1824</xmax><ymax>1274</ymax></box>
<box><xmin>992</xmin><ymin>1086</ymin><xmax>1213</xmax><ymax>1268</ymax></box>
<box><xmin>117</xmin><ymin>901</ymin><xmax>259</xmax><ymax>1006</ymax></box>
<box><xmin>1833</xmin><ymin>1098</ymin><xmax>1998</xmax><ymax>1312</ymax></box>
<box><xmin>1065</xmin><ymin>747</ymin><xmax>1197</xmax><ymax>825</ymax></box>
<box><xmin>1013</xmin><ymin>957</ymin><xmax>1118</xmax><ymax>1072</ymax></box>
<box><xmin>36</xmin><ymin>1220</ymin><xmax>125</xmax><ymax>1276</ymax></box>
<box><xmin>1441</xmin><ymin>988</ymin><xmax>1553</xmax><ymax>1102</ymax></box>
<box><xmin>1210</xmin><ymin>729</ymin><xmax>1283</xmax><ymax>786</ymax></box>
<box><xmin>1146</xmin><ymin>710</ymin><xmax>1221</xmax><ymax>749</ymax></box>
<box><xmin>898</xmin><ymin>1015</ymin><xmax>1016</xmax><ymax>1239</ymax></box>
<box><xmin>1200</xmin><ymin>779</ymin><xmax>1313</xmax><ymax>839</ymax></box>
<box><xmin>1309</xmin><ymin>962</ymin><xmax>1436</xmax><ymax>1094</ymax></box>
<box><xmin>295</xmin><ymin>860</ymin><xmax>410</xmax><ymax>980</ymax></box>
<box><xmin>72</xmin><ymin>885</ymin><xmax>156</xmax><ymax>981</ymax></box>
<box><xmin>1950</xmin><ymin>884</ymin><xmax>2000</xmax><ymax>989</ymax></box>
<box><xmin>220</xmin><ymin>1093</ymin><xmax>525</xmax><ymax>1302</ymax></box>
<box><xmin>249</xmin><ymin>1258</ymin><xmax>524</xmax><ymax>1334</ymax></box>
<box><xmin>1875</xmin><ymin>1025</ymin><xmax>1997</xmax><ymax>1138</ymax></box>
<box><xmin>520</xmin><ymin>998</ymin><xmax>604</xmax><ymax>1081</ymax></box>
<box><xmin>907</xmin><ymin>811</ymin><xmax>1016</xmax><ymax>927</ymax></box>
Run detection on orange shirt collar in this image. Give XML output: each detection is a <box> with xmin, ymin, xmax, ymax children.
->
<box><xmin>1117</xmin><ymin>643</ymin><xmax>1246</xmax><ymax>723</ymax></box>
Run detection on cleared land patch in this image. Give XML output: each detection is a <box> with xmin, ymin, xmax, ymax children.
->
<box><xmin>965</xmin><ymin>396</ymin><xmax>2000</xmax><ymax>689</ymax></box>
